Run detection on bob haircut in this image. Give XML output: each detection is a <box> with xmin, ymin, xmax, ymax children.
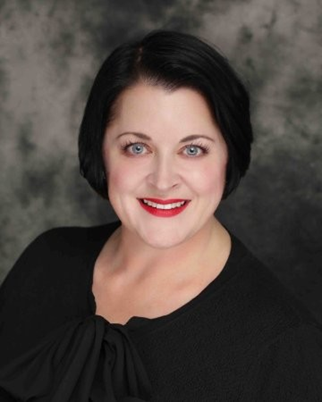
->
<box><xmin>79</xmin><ymin>30</ymin><xmax>253</xmax><ymax>200</ymax></box>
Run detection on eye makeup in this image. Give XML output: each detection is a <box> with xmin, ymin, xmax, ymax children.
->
<box><xmin>119</xmin><ymin>139</ymin><xmax>211</xmax><ymax>157</ymax></box>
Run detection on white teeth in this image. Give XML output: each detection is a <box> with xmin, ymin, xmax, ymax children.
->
<box><xmin>142</xmin><ymin>199</ymin><xmax>186</xmax><ymax>209</ymax></box>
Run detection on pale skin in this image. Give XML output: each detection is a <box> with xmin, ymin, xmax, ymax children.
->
<box><xmin>92</xmin><ymin>82</ymin><xmax>231</xmax><ymax>325</ymax></box>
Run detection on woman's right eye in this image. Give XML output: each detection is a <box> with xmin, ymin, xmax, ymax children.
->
<box><xmin>123</xmin><ymin>142</ymin><xmax>148</xmax><ymax>155</ymax></box>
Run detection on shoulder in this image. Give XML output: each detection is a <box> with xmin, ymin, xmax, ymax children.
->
<box><xmin>230</xmin><ymin>234</ymin><xmax>318</xmax><ymax>329</ymax></box>
<box><xmin>0</xmin><ymin>221</ymin><xmax>121</xmax><ymax>365</ymax></box>
<box><xmin>227</xmin><ymin>236</ymin><xmax>322</xmax><ymax>399</ymax></box>
<box><xmin>0</xmin><ymin>220</ymin><xmax>121</xmax><ymax>305</ymax></box>
<box><xmin>21</xmin><ymin>220</ymin><xmax>119</xmax><ymax>254</ymax></box>
<box><xmin>4</xmin><ymin>220</ymin><xmax>120</xmax><ymax>275</ymax></box>
<box><xmin>225</xmin><ymin>234</ymin><xmax>321</xmax><ymax>363</ymax></box>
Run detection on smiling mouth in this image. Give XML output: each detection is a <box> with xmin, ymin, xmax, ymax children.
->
<box><xmin>141</xmin><ymin>199</ymin><xmax>187</xmax><ymax>210</ymax></box>
<box><xmin>138</xmin><ymin>198</ymin><xmax>190</xmax><ymax>217</ymax></box>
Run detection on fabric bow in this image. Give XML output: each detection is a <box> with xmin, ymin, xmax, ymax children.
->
<box><xmin>0</xmin><ymin>316</ymin><xmax>152</xmax><ymax>401</ymax></box>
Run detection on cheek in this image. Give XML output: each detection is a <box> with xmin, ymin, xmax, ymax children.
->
<box><xmin>106</xmin><ymin>160</ymin><xmax>142</xmax><ymax>195</ymax></box>
<box><xmin>107</xmin><ymin>167</ymin><xmax>128</xmax><ymax>193</ymax></box>
<box><xmin>186</xmin><ymin>159</ymin><xmax>227</xmax><ymax>196</ymax></box>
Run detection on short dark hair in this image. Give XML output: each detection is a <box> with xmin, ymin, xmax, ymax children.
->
<box><xmin>78</xmin><ymin>30</ymin><xmax>253</xmax><ymax>199</ymax></box>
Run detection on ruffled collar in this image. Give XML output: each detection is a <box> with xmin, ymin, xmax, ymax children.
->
<box><xmin>0</xmin><ymin>315</ymin><xmax>152</xmax><ymax>401</ymax></box>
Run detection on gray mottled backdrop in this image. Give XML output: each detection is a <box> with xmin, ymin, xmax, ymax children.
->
<box><xmin>1</xmin><ymin>0</ymin><xmax>321</xmax><ymax>321</ymax></box>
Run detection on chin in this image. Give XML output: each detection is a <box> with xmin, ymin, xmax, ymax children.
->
<box><xmin>137</xmin><ymin>226</ymin><xmax>194</xmax><ymax>250</ymax></box>
<box><xmin>143</xmin><ymin>238</ymin><xmax>185</xmax><ymax>250</ymax></box>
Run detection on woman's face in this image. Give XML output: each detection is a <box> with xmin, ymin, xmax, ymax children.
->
<box><xmin>103</xmin><ymin>82</ymin><xmax>228</xmax><ymax>249</ymax></box>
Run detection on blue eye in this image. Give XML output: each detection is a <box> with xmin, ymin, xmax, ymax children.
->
<box><xmin>184</xmin><ymin>145</ymin><xmax>203</xmax><ymax>156</ymax></box>
<box><xmin>131</xmin><ymin>144</ymin><xmax>144</xmax><ymax>154</ymax></box>
<box><xmin>125</xmin><ymin>143</ymin><xmax>147</xmax><ymax>155</ymax></box>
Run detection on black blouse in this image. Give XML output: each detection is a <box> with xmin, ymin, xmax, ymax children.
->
<box><xmin>0</xmin><ymin>221</ymin><xmax>322</xmax><ymax>401</ymax></box>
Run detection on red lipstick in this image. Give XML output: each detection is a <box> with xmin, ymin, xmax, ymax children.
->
<box><xmin>138</xmin><ymin>198</ymin><xmax>190</xmax><ymax>217</ymax></box>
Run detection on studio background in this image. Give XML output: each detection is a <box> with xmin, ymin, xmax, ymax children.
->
<box><xmin>1</xmin><ymin>0</ymin><xmax>321</xmax><ymax>322</ymax></box>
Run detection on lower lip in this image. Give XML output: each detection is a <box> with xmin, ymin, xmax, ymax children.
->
<box><xmin>139</xmin><ymin>199</ymin><xmax>190</xmax><ymax>217</ymax></box>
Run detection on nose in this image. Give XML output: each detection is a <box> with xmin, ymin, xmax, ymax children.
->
<box><xmin>147</xmin><ymin>154</ymin><xmax>180</xmax><ymax>192</ymax></box>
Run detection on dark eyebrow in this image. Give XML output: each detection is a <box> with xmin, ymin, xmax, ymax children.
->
<box><xmin>116</xmin><ymin>132</ymin><xmax>151</xmax><ymax>140</ymax></box>
<box><xmin>116</xmin><ymin>132</ymin><xmax>215</xmax><ymax>143</ymax></box>
<box><xmin>179</xmin><ymin>134</ymin><xmax>215</xmax><ymax>143</ymax></box>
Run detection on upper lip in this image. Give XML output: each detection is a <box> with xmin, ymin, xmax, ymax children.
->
<box><xmin>140</xmin><ymin>198</ymin><xmax>189</xmax><ymax>205</ymax></box>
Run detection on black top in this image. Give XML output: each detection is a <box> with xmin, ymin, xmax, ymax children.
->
<box><xmin>0</xmin><ymin>221</ymin><xmax>322</xmax><ymax>401</ymax></box>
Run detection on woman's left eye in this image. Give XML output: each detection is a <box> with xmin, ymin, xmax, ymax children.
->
<box><xmin>183</xmin><ymin>145</ymin><xmax>207</xmax><ymax>157</ymax></box>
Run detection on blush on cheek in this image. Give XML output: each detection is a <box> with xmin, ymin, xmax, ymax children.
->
<box><xmin>107</xmin><ymin>164</ymin><xmax>138</xmax><ymax>194</ymax></box>
<box><xmin>190</xmin><ymin>163</ymin><xmax>227</xmax><ymax>196</ymax></box>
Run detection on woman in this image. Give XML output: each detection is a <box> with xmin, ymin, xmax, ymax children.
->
<box><xmin>0</xmin><ymin>30</ymin><xmax>321</xmax><ymax>401</ymax></box>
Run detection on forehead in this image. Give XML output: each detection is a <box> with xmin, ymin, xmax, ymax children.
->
<box><xmin>109</xmin><ymin>82</ymin><xmax>219</xmax><ymax>136</ymax></box>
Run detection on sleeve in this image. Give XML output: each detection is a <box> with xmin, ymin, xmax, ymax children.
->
<box><xmin>241</xmin><ymin>323</ymin><xmax>322</xmax><ymax>401</ymax></box>
<box><xmin>0</xmin><ymin>229</ymin><xmax>60</xmax><ymax>366</ymax></box>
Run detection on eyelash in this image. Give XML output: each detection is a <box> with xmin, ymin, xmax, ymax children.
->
<box><xmin>184</xmin><ymin>142</ymin><xmax>210</xmax><ymax>156</ymax></box>
<box><xmin>121</xmin><ymin>141</ymin><xmax>210</xmax><ymax>156</ymax></box>
<box><xmin>121</xmin><ymin>141</ymin><xmax>147</xmax><ymax>155</ymax></box>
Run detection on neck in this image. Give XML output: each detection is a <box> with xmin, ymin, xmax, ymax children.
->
<box><xmin>106</xmin><ymin>216</ymin><xmax>230</xmax><ymax>285</ymax></box>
